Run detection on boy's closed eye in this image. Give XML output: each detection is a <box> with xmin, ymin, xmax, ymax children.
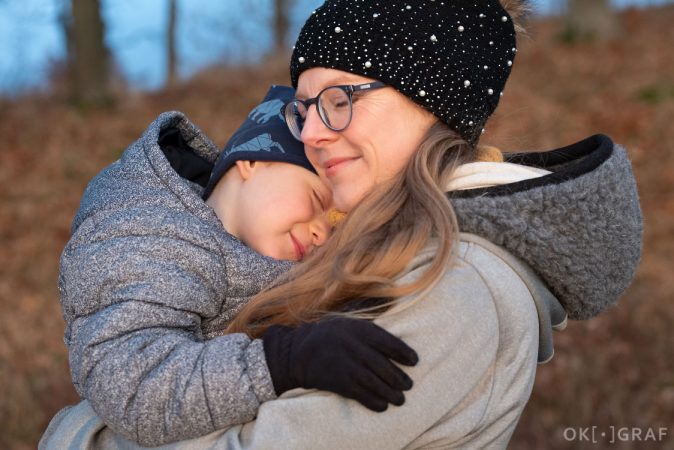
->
<box><xmin>313</xmin><ymin>190</ymin><xmax>326</xmax><ymax>211</ymax></box>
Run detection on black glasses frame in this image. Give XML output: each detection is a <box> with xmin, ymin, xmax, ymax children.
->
<box><xmin>282</xmin><ymin>81</ymin><xmax>387</xmax><ymax>141</ymax></box>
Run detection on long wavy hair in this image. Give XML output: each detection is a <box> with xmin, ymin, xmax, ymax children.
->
<box><xmin>226</xmin><ymin>0</ymin><xmax>528</xmax><ymax>338</ymax></box>
<box><xmin>226</xmin><ymin>121</ymin><xmax>476</xmax><ymax>338</ymax></box>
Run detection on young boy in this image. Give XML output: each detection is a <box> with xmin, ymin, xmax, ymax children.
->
<box><xmin>56</xmin><ymin>86</ymin><xmax>416</xmax><ymax>446</ymax></box>
<box><xmin>202</xmin><ymin>89</ymin><xmax>332</xmax><ymax>262</ymax></box>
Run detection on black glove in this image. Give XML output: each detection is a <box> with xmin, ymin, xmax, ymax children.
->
<box><xmin>262</xmin><ymin>317</ymin><xmax>418</xmax><ymax>412</ymax></box>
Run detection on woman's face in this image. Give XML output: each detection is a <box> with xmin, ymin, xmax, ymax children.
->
<box><xmin>297</xmin><ymin>68</ymin><xmax>437</xmax><ymax>212</ymax></box>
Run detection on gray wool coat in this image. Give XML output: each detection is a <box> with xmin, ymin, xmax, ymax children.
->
<box><xmin>50</xmin><ymin>112</ymin><xmax>643</xmax><ymax>449</ymax></box>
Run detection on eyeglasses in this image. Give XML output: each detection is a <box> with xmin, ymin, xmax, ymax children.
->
<box><xmin>282</xmin><ymin>81</ymin><xmax>387</xmax><ymax>141</ymax></box>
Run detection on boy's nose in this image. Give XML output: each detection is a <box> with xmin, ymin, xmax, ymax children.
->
<box><xmin>310</xmin><ymin>213</ymin><xmax>332</xmax><ymax>247</ymax></box>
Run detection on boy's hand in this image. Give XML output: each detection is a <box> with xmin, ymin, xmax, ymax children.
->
<box><xmin>262</xmin><ymin>317</ymin><xmax>418</xmax><ymax>412</ymax></box>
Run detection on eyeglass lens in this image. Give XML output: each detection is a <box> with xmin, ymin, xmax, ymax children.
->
<box><xmin>286</xmin><ymin>87</ymin><xmax>352</xmax><ymax>140</ymax></box>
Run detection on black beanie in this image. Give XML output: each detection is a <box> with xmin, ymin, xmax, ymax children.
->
<box><xmin>290</xmin><ymin>0</ymin><xmax>518</xmax><ymax>145</ymax></box>
<box><xmin>203</xmin><ymin>85</ymin><xmax>316</xmax><ymax>200</ymax></box>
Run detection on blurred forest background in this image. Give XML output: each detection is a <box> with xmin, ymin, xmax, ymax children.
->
<box><xmin>0</xmin><ymin>0</ymin><xmax>673</xmax><ymax>449</ymax></box>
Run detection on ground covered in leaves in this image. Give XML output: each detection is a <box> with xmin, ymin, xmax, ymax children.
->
<box><xmin>1</xmin><ymin>5</ymin><xmax>672</xmax><ymax>449</ymax></box>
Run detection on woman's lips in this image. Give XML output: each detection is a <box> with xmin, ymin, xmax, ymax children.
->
<box><xmin>324</xmin><ymin>157</ymin><xmax>359</xmax><ymax>178</ymax></box>
<box><xmin>290</xmin><ymin>233</ymin><xmax>306</xmax><ymax>260</ymax></box>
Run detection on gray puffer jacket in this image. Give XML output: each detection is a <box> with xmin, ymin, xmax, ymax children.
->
<box><xmin>58</xmin><ymin>111</ymin><xmax>293</xmax><ymax>446</ymax></box>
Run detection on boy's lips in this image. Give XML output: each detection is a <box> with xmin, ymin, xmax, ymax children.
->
<box><xmin>323</xmin><ymin>157</ymin><xmax>360</xmax><ymax>178</ymax></box>
<box><xmin>290</xmin><ymin>233</ymin><xmax>306</xmax><ymax>260</ymax></box>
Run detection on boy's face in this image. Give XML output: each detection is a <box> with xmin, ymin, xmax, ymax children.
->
<box><xmin>213</xmin><ymin>162</ymin><xmax>333</xmax><ymax>262</ymax></box>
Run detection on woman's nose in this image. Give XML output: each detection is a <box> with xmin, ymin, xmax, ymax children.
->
<box><xmin>301</xmin><ymin>104</ymin><xmax>338</xmax><ymax>148</ymax></box>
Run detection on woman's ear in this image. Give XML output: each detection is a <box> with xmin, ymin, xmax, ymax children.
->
<box><xmin>234</xmin><ymin>160</ymin><xmax>258</xmax><ymax>181</ymax></box>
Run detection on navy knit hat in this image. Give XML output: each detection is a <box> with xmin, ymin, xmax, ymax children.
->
<box><xmin>290</xmin><ymin>0</ymin><xmax>518</xmax><ymax>145</ymax></box>
<box><xmin>203</xmin><ymin>85</ymin><xmax>316</xmax><ymax>199</ymax></box>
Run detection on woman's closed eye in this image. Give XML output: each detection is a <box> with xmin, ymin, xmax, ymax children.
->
<box><xmin>351</xmin><ymin>90</ymin><xmax>369</xmax><ymax>103</ymax></box>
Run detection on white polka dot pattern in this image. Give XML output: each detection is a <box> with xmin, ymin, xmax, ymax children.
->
<box><xmin>290</xmin><ymin>0</ymin><xmax>518</xmax><ymax>144</ymax></box>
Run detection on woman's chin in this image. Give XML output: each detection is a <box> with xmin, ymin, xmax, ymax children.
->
<box><xmin>334</xmin><ymin>187</ymin><xmax>368</xmax><ymax>213</ymax></box>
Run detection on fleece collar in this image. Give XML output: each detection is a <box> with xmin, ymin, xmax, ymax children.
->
<box><xmin>450</xmin><ymin>135</ymin><xmax>643</xmax><ymax>320</ymax></box>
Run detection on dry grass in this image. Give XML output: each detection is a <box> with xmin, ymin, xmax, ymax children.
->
<box><xmin>1</xmin><ymin>6</ymin><xmax>672</xmax><ymax>449</ymax></box>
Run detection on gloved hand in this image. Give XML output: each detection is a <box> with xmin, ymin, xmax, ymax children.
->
<box><xmin>262</xmin><ymin>317</ymin><xmax>418</xmax><ymax>412</ymax></box>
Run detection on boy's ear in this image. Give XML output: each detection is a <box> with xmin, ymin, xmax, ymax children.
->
<box><xmin>234</xmin><ymin>160</ymin><xmax>258</xmax><ymax>181</ymax></box>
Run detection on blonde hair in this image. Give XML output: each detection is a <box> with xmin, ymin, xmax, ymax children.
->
<box><xmin>227</xmin><ymin>122</ymin><xmax>476</xmax><ymax>338</ymax></box>
<box><xmin>225</xmin><ymin>0</ymin><xmax>527</xmax><ymax>338</ymax></box>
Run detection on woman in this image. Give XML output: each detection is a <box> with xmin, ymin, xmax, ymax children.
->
<box><xmin>41</xmin><ymin>0</ymin><xmax>642</xmax><ymax>448</ymax></box>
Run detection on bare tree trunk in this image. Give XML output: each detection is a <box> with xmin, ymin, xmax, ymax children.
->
<box><xmin>565</xmin><ymin>0</ymin><xmax>620</xmax><ymax>42</ymax></box>
<box><xmin>58</xmin><ymin>1</ymin><xmax>74</xmax><ymax>69</ymax></box>
<box><xmin>71</xmin><ymin>0</ymin><xmax>111</xmax><ymax>106</ymax></box>
<box><xmin>55</xmin><ymin>0</ymin><xmax>75</xmax><ymax>94</ymax></box>
<box><xmin>272</xmin><ymin>0</ymin><xmax>292</xmax><ymax>55</ymax></box>
<box><xmin>167</xmin><ymin>0</ymin><xmax>178</xmax><ymax>88</ymax></box>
